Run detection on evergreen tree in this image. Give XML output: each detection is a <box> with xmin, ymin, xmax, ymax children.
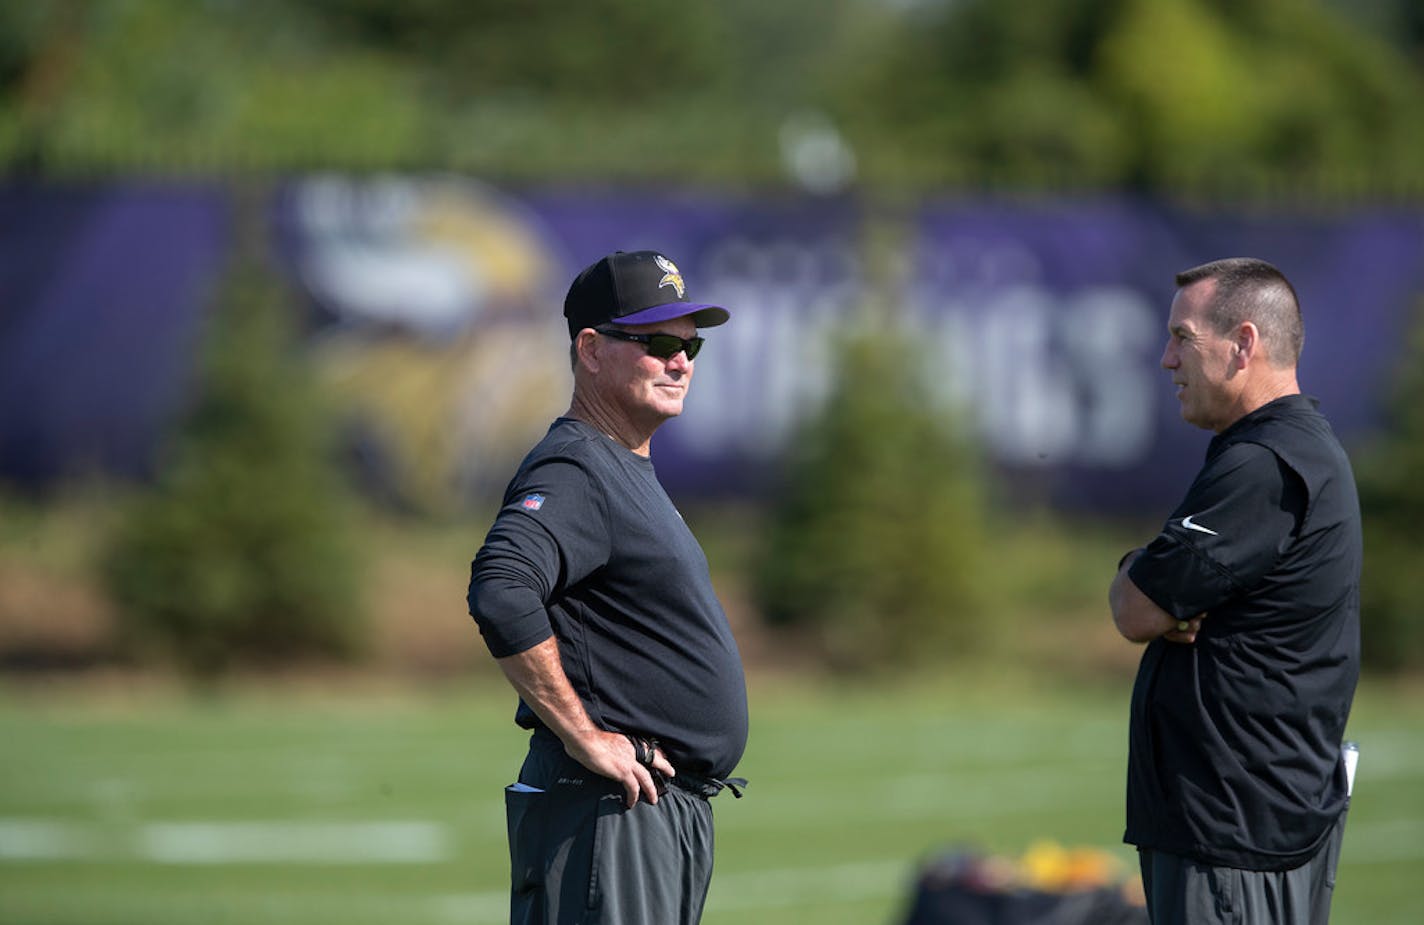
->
<box><xmin>103</xmin><ymin>190</ymin><xmax>362</xmax><ymax>680</ymax></box>
<box><xmin>755</xmin><ymin>328</ymin><xmax>990</xmax><ymax>672</ymax></box>
<box><xmin>1354</xmin><ymin>299</ymin><xmax>1424</xmax><ymax>671</ymax></box>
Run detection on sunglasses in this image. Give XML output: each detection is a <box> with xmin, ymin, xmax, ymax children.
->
<box><xmin>596</xmin><ymin>327</ymin><xmax>704</xmax><ymax>360</ymax></box>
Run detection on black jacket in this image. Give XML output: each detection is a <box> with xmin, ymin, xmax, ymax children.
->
<box><xmin>1125</xmin><ymin>395</ymin><xmax>1361</xmax><ymax>870</ymax></box>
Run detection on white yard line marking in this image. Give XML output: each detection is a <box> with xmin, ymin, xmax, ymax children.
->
<box><xmin>139</xmin><ymin>821</ymin><xmax>451</xmax><ymax>864</ymax></box>
<box><xmin>0</xmin><ymin>820</ymin><xmax>103</xmax><ymax>861</ymax></box>
<box><xmin>0</xmin><ymin>818</ymin><xmax>451</xmax><ymax>864</ymax></box>
<box><xmin>4</xmin><ymin>810</ymin><xmax>1419</xmax><ymax>900</ymax></box>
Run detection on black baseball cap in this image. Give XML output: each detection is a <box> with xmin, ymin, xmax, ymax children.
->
<box><xmin>563</xmin><ymin>250</ymin><xmax>729</xmax><ymax>339</ymax></box>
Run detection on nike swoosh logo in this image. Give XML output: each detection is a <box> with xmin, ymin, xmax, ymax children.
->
<box><xmin>1180</xmin><ymin>514</ymin><xmax>1219</xmax><ymax>536</ymax></box>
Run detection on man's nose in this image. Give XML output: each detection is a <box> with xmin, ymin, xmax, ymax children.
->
<box><xmin>1161</xmin><ymin>342</ymin><xmax>1177</xmax><ymax>369</ymax></box>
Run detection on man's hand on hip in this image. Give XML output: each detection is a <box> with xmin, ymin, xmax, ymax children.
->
<box><xmin>566</xmin><ymin>729</ymin><xmax>678</xmax><ymax>809</ymax></box>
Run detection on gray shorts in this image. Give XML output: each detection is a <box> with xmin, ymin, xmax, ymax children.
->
<box><xmin>1138</xmin><ymin>809</ymin><xmax>1348</xmax><ymax>925</ymax></box>
<box><xmin>504</xmin><ymin>734</ymin><xmax>715</xmax><ymax>925</ymax></box>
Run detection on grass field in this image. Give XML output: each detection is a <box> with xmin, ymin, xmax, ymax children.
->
<box><xmin>1</xmin><ymin>673</ymin><xmax>1420</xmax><ymax>925</ymax></box>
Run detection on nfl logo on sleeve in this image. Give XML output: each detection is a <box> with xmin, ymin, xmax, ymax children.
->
<box><xmin>521</xmin><ymin>494</ymin><xmax>545</xmax><ymax>511</ymax></box>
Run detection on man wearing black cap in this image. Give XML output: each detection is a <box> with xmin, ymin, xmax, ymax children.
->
<box><xmin>467</xmin><ymin>250</ymin><xmax>748</xmax><ymax>924</ymax></box>
<box><xmin>1109</xmin><ymin>258</ymin><xmax>1360</xmax><ymax>924</ymax></box>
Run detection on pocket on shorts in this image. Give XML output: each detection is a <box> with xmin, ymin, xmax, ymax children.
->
<box><xmin>507</xmin><ymin>778</ymin><xmax>612</xmax><ymax>917</ymax></box>
<box><xmin>585</xmin><ymin>790</ymin><xmax>627</xmax><ymax>912</ymax></box>
<box><xmin>505</xmin><ymin>784</ymin><xmax>546</xmax><ymax>899</ymax></box>
<box><xmin>1201</xmin><ymin>861</ymin><xmax>1240</xmax><ymax>923</ymax></box>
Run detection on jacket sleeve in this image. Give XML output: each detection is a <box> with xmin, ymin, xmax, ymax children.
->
<box><xmin>467</xmin><ymin>457</ymin><xmax>611</xmax><ymax>658</ymax></box>
<box><xmin>1129</xmin><ymin>442</ymin><xmax>1305</xmax><ymax>619</ymax></box>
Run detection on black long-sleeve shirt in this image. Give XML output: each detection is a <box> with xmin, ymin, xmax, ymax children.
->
<box><xmin>468</xmin><ymin>418</ymin><xmax>748</xmax><ymax>780</ymax></box>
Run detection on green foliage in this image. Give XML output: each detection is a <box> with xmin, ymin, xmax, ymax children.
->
<box><xmin>836</xmin><ymin>0</ymin><xmax>1424</xmax><ymax>195</ymax></box>
<box><xmin>102</xmin><ymin>217</ymin><xmax>362</xmax><ymax>680</ymax></box>
<box><xmin>755</xmin><ymin>327</ymin><xmax>990</xmax><ymax>672</ymax></box>
<box><xmin>12</xmin><ymin>0</ymin><xmax>424</xmax><ymax>171</ymax></box>
<box><xmin>1354</xmin><ymin>300</ymin><xmax>1424</xmax><ymax>672</ymax></box>
<box><xmin>3</xmin><ymin>0</ymin><xmax>1424</xmax><ymax>195</ymax></box>
<box><xmin>1100</xmin><ymin>0</ymin><xmax>1424</xmax><ymax>189</ymax></box>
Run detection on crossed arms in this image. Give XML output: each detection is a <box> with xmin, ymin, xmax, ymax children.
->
<box><xmin>1110</xmin><ymin>549</ymin><xmax>1203</xmax><ymax>645</ymax></box>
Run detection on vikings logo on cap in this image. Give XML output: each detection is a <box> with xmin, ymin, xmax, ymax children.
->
<box><xmin>655</xmin><ymin>255</ymin><xmax>686</xmax><ymax>299</ymax></box>
<box><xmin>563</xmin><ymin>249</ymin><xmax>729</xmax><ymax>337</ymax></box>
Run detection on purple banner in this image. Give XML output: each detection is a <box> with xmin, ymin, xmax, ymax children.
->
<box><xmin>0</xmin><ymin>184</ymin><xmax>228</xmax><ymax>484</ymax></box>
<box><xmin>904</xmin><ymin>199</ymin><xmax>1424</xmax><ymax>510</ymax></box>
<box><xmin>270</xmin><ymin>178</ymin><xmax>864</xmax><ymax>507</ymax></box>
<box><xmin>4</xmin><ymin>178</ymin><xmax>1422</xmax><ymax>516</ymax></box>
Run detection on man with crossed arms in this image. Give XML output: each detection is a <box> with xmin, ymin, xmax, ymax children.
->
<box><xmin>1110</xmin><ymin>258</ymin><xmax>1360</xmax><ymax>924</ymax></box>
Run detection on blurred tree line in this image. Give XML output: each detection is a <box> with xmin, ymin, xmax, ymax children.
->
<box><xmin>2</xmin><ymin>0</ymin><xmax>1423</xmax><ymax>195</ymax></box>
<box><xmin>2</xmin><ymin>0</ymin><xmax>1422</xmax><ymax>675</ymax></box>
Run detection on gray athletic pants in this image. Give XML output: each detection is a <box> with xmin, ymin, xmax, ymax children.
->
<box><xmin>504</xmin><ymin>731</ymin><xmax>716</xmax><ymax>925</ymax></box>
<box><xmin>1138</xmin><ymin>809</ymin><xmax>1348</xmax><ymax>925</ymax></box>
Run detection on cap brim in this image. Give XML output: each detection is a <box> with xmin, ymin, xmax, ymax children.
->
<box><xmin>611</xmin><ymin>301</ymin><xmax>730</xmax><ymax>329</ymax></box>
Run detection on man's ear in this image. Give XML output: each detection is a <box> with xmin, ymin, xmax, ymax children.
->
<box><xmin>1235</xmin><ymin>322</ymin><xmax>1260</xmax><ymax>366</ymax></box>
<box><xmin>574</xmin><ymin>328</ymin><xmax>601</xmax><ymax>373</ymax></box>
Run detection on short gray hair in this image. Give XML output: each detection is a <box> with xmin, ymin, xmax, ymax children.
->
<box><xmin>1175</xmin><ymin>258</ymin><xmax>1304</xmax><ymax>367</ymax></box>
